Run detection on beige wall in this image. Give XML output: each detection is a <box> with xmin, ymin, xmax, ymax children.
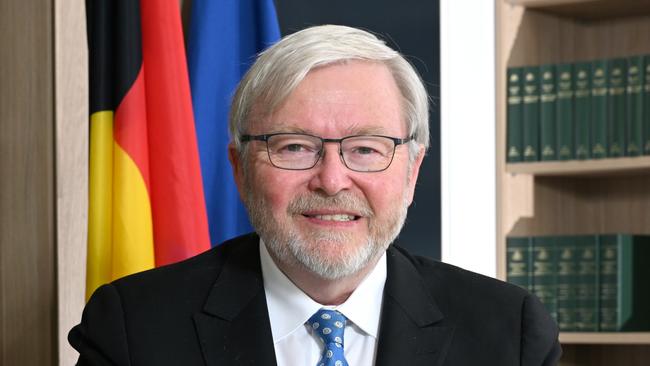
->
<box><xmin>0</xmin><ymin>0</ymin><xmax>87</xmax><ymax>365</ymax></box>
<box><xmin>55</xmin><ymin>0</ymin><xmax>88</xmax><ymax>365</ymax></box>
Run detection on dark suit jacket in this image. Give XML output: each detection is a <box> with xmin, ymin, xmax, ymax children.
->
<box><xmin>69</xmin><ymin>233</ymin><xmax>561</xmax><ymax>365</ymax></box>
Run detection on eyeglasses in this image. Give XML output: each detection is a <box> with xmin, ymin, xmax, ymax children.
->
<box><xmin>240</xmin><ymin>132</ymin><xmax>412</xmax><ymax>172</ymax></box>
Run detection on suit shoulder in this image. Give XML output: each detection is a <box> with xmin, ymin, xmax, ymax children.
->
<box><xmin>387</xmin><ymin>245</ymin><xmax>561</xmax><ymax>364</ymax></box>
<box><xmin>108</xmin><ymin>233</ymin><xmax>259</xmax><ymax>301</ymax></box>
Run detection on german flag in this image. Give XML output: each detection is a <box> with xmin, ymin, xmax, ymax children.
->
<box><xmin>86</xmin><ymin>0</ymin><xmax>210</xmax><ymax>299</ymax></box>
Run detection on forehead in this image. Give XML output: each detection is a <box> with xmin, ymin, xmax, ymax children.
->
<box><xmin>256</xmin><ymin>61</ymin><xmax>405</xmax><ymax>136</ymax></box>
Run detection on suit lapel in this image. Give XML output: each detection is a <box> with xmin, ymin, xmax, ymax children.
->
<box><xmin>375</xmin><ymin>247</ymin><xmax>455</xmax><ymax>366</ymax></box>
<box><xmin>193</xmin><ymin>236</ymin><xmax>277</xmax><ymax>366</ymax></box>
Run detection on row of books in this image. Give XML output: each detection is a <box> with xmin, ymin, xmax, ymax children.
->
<box><xmin>506</xmin><ymin>55</ymin><xmax>650</xmax><ymax>163</ymax></box>
<box><xmin>506</xmin><ymin>234</ymin><xmax>650</xmax><ymax>332</ymax></box>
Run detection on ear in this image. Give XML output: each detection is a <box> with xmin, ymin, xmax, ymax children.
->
<box><xmin>406</xmin><ymin>145</ymin><xmax>426</xmax><ymax>205</ymax></box>
<box><xmin>228</xmin><ymin>142</ymin><xmax>246</xmax><ymax>201</ymax></box>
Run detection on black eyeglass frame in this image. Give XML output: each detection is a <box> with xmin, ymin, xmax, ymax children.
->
<box><xmin>240</xmin><ymin>132</ymin><xmax>413</xmax><ymax>172</ymax></box>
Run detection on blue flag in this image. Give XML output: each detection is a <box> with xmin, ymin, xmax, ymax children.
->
<box><xmin>187</xmin><ymin>0</ymin><xmax>281</xmax><ymax>246</ymax></box>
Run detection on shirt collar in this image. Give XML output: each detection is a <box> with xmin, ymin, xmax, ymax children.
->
<box><xmin>259</xmin><ymin>239</ymin><xmax>387</xmax><ymax>343</ymax></box>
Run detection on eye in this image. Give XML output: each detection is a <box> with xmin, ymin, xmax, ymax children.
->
<box><xmin>269</xmin><ymin>136</ymin><xmax>320</xmax><ymax>155</ymax></box>
<box><xmin>277</xmin><ymin>142</ymin><xmax>318</xmax><ymax>154</ymax></box>
<box><xmin>352</xmin><ymin>146</ymin><xmax>380</xmax><ymax>155</ymax></box>
<box><xmin>284</xmin><ymin>143</ymin><xmax>309</xmax><ymax>153</ymax></box>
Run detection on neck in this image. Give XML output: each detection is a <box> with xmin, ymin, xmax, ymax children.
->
<box><xmin>268</xmin><ymin>251</ymin><xmax>381</xmax><ymax>306</ymax></box>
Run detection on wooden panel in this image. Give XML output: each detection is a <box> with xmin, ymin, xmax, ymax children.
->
<box><xmin>509</xmin><ymin>174</ymin><xmax>650</xmax><ymax>235</ymax></box>
<box><xmin>0</xmin><ymin>0</ymin><xmax>56</xmax><ymax>365</ymax></box>
<box><xmin>55</xmin><ymin>0</ymin><xmax>88</xmax><ymax>364</ymax></box>
<box><xmin>561</xmin><ymin>332</ymin><xmax>650</xmax><ymax>344</ymax></box>
<box><xmin>509</xmin><ymin>0</ymin><xmax>650</xmax><ymax>20</ymax></box>
<box><xmin>496</xmin><ymin>0</ymin><xmax>536</xmax><ymax>279</ymax></box>
<box><xmin>506</xmin><ymin>157</ymin><xmax>650</xmax><ymax>176</ymax></box>
<box><xmin>506</xmin><ymin>12</ymin><xmax>650</xmax><ymax>68</ymax></box>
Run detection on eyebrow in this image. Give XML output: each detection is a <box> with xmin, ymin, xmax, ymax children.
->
<box><xmin>269</xmin><ymin>122</ymin><xmax>390</xmax><ymax>136</ymax></box>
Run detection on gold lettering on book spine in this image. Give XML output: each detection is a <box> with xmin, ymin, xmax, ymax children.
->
<box><xmin>508</xmin><ymin>96</ymin><xmax>522</xmax><ymax>104</ymax></box>
<box><xmin>558</xmin><ymin>72</ymin><xmax>572</xmax><ymax>99</ymax></box>
<box><xmin>592</xmin><ymin>71</ymin><xmax>607</xmax><ymax>96</ymax></box>
<box><xmin>542</xmin><ymin>146</ymin><xmax>555</xmax><ymax>157</ymax></box>
<box><xmin>593</xmin><ymin>144</ymin><xmax>606</xmax><ymax>155</ymax></box>
<box><xmin>524</xmin><ymin>146</ymin><xmax>536</xmax><ymax>158</ymax></box>
<box><xmin>507</xmin><ymin>248</ymin><xmax>526</xmax><ymax>277</ymax></box>
<box><xmin>576</xmin><ymin>72</ymin><xmax>589</xmax><ymax>97</ymax></box>
<box><xmin>610</xmin><ymin>67</ymin><xmax>624</xmax><ymax>95</ymax></box>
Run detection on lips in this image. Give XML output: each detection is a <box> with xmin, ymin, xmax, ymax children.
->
<box><xmin>288</xmin><ymin>192</ymin><xmax>373</xmax><ymax>222</ymax></box>
<box><xmin>303</xmin><ymin>213</ymin><xmax>359</xmax><ymax>222</ymax></box>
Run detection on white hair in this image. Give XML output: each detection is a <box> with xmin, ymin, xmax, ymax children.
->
<box><xmin>228</xmin><ymin>24</ymin><xmax>430</xmax><ymax>159</ymax></box>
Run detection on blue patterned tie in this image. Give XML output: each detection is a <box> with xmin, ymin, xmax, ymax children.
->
<box><xmin>308</xmin><ymin>309</ymin><xmax>349</xmax><ymax>366</ymax></box>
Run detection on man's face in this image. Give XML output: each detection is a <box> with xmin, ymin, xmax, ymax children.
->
<box><xmin>231</xmin><ymin>61</ymin><xmax>424</xmax><ymax>279</ymax></box>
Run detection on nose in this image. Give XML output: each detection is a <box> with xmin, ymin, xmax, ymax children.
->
<box><xmin>307</xmin><ymin>143</ymin><xmax>353</xmax><ymax>196</ymax></box>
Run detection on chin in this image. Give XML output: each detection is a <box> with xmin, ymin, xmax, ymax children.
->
<box><xmin>286</xmin><ymin>233</ymin><xmax>382</xmax><ymax>280</ymax></box>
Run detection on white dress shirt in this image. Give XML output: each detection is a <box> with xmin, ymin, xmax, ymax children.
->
<box><xmin>259</xmin><ymin>241</ymin><xmax>387</xmax><ymax>366</ymax></box>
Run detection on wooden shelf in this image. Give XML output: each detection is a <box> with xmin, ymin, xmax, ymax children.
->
<box><xmin>497</xmin><ymin>1</ymin><xmax>650</xmax><ymax>363</ymax></box>
<box><xmin>508</xmin><ymin>0</ymin><xmax>650</xmax><ymax>20</ymax></box>
<box><xmin>560</xmin><ymin>332</ymin><xmax>650</xmax><ymax>344</ymax></box>
<box><xmin>506</xmin><ymin>157</ymin><xmax>650</xmax><ymax>176</ymax></box>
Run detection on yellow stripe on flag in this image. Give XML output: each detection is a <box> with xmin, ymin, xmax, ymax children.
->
<box><xmin>87</xmin><ymin>111</ymin><xmax>155</xmax><ymax>301</ymax></box>
<box><xmin>87</xmin><ymin>111</ymin><xmax>114</xmax><ymax>299</ymax></box>
<box><xmin>112</xmin><ymin>141</ymin><xmax>155</xmax><ymax>279</ymax></box>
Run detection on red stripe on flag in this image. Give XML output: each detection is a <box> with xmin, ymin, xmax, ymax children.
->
<box><xmin>114</xmin><ymin>66</ymin><xmax>151</xmax><ymax>191</ymax></box>
<box><xmin>140</xmin><ymin>0</ymin><xmax>211</xmax><ymax>265</ymax></box>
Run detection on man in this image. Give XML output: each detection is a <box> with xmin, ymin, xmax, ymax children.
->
<box><xmin>70</xmin><ymin>25</ymin><xmax>561</xmax><ymax>365</ymax></box>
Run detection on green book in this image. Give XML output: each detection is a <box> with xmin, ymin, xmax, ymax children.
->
<box><xmin>532</xmin><ymin>236</ymin><xmax>557</xmax><ymax>322</ymax></box>
<box><xmin>574</xmin><ymin>62</ymin><xmax>591</xmax><ymax>160</ymax></box>
<box><xmin>574</xmin><ymin>235</ymin><xmax>599</xmax><ymax>331</ymax></box>
<box><xmin>523</xmin><ymin>67</ymin><xmax>540</xmax><ymax>161</ymax></box>
<box><xmin>626</xmin><ymin>56</ymin><xmax>644</xmax><ymax>156</ymax></box>
<box><xmin>591</xmin><ymin>60</ymin><xmax>608</xmax><ymax>159</ymax></box>
<box><xmin>506</xmin><ymin>237</ymin><xmax>532</xmax><ymax>291</ymax></box>
<box><xmin>507</xmin><ymin>67</ymin><xmax>524</xmax><ymax>162</ymax></box>
<box><xmin>540</xmin><ymin>65</ymin><xmax>557</xmax><ymax>161</ymax></box>
<box><xmin>556</xmin><ymin>64</ymin><xmax>574</xmax><ymax>160</ymax></box>
<box><xmin>556</xmin><ymin>236</ymin><xmax>577</xmax><ymax>331</ymax></box>
<box><xmin>599</xmin><ymin>234</ymin><xmax>650</xmax><ymax>331</ymax></box>
<box><xmin>644</xmin><ymin>55</ymin><xmax>650</xmax><ymax>155</ymax></box>
<box><xmin>608</xmin><ymin>58</ymin><xmax>627</xmax><ymax>157</ymax></box>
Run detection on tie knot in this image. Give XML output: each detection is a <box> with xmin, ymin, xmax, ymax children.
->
<box><xmin>308</xmin><ymin>309</ymin><xmax>347</xmax><ymax>346</ymax></box>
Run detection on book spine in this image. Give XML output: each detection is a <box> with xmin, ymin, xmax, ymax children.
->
<box><xmin>643</xmin><ymin>55</ymin><xmax>650</xmax><ymax>155</ymax></box>
<box><xmin>616</xmin><ymin>235</ymin><xmax>650</xmax><ymax>331</ymax></box>
<box><xmin>608</xmin><ymin>58</ymin><xmax>627</xmax><ymax>157</ymax></box>
<box><xmin>598</xmin><ymin>234</ymin><xmax>619</xmax><ymax>331</ymax></box>
<box><xmin>556</xmin><ymin>64</ymin><xmax>574</xmax><ymax>160</ymax></box>
<box><xmin>574</xmin><ymin>62</ymin><xmax>591</xmax><ymax>160</ymax></box>
<box><xmin>506</xmin><ymin>237</ymin><xmax>532</xmax><ymax>291</ymax></box>
<box><xmin>556</xmin><ymin>236</ymin><xmax>577</xmax><ymax>331</ymax></box>
<box><xmin>532</xmin><ymin>236</ymin><xmax>557</xmax><ymax>322</ymax></box>
<box><xmin>507</xmin><ymin>67</ymin><xmax>524</xmax><ymax>162</ymax></box>
<box><xmin>575</xmin><ymin>235</ymin><xmax>599</xmax><ymax>331</ymax></box>
<box><xmin>523</xmin><ymin>67</ymin><xmax>540</xmax><ymax>161</ymax></box>
<box><xmin>591</xmin><ymin>60</ymin><xmax>608</xmax><ymax>159</ymax></box>
<box><xmin>626</xmin><ymin>56</ymin><xmax>644</xmax><ymax>156</ymax></box>
<box><xmin>540</xmin><ymin>65</ymin><xmax>557</xmax><ymax>161</ymax></box>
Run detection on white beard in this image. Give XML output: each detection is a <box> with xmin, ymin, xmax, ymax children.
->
<box><xmin>243</xmin><ymin>187</ymin><xmax>409</xmax><ymax>280</ymax></box>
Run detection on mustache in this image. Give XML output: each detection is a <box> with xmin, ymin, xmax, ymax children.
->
<box><xmin>287</xmin><ymin>192</ymin><xmax>374</xmax><ymax>217</ymax></box>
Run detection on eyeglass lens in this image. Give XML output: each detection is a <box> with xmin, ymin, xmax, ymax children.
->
<box><xmin>266</xmin><ymin>134</ymin><xmax>396</xmax><ymax>172</ymax></box>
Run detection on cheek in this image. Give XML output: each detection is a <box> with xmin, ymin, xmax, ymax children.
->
<box><xmin>358</xmin><ymin>174</ymin><xmax>406</xmax><ymax>211</ymax></box>
<box><xmin>250</xmin><ymin>167</ymin><xmax>307</xmax><ymax>211</ymax></box>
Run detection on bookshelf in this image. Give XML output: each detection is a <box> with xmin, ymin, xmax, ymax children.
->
<box><xmin>507</xmin><ymin>156</ymin><xmax>650</xmax><ymax>176</ymax></box>
<box><xmin>496</xmin><ymin>0</ymin><xmax>650</xmax><ymax>364</ymax></box>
